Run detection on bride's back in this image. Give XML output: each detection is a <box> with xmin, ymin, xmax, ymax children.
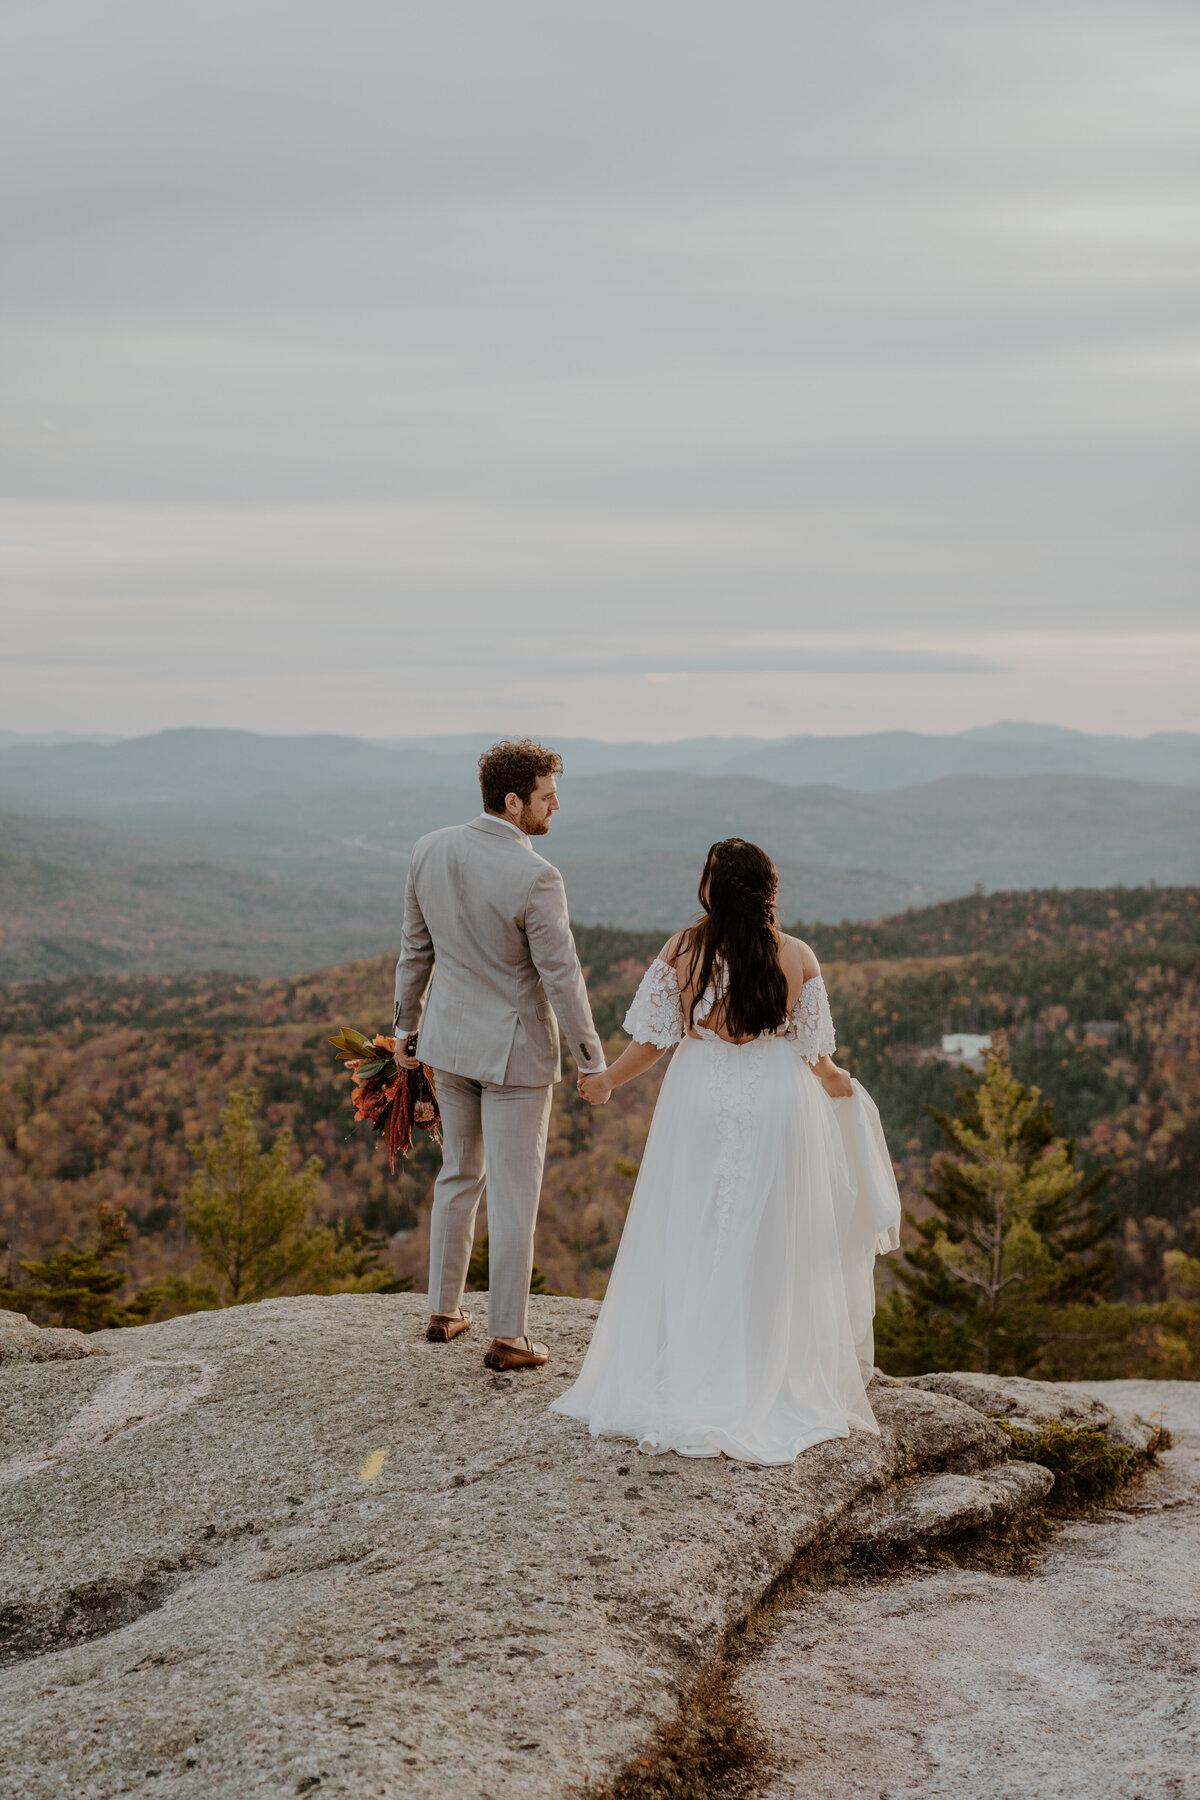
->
<box><xmin>666</xmin><ymin>929</ymin><xmax>820</xmax><ymax>1044</ymax></box>
<box><xmin>656</xmin><ymin>839</ymin><xmax>822</xmax><ymax>1046</ymax></box>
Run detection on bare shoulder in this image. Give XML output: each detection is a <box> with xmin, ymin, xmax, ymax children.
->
<box><xmin>658</xmin><ymin>930</ymin><xmax>689</xmax><ymax>968</ymax></box>
<box><xmin>777</xmin><ymin>932</ymin><xmax>821</xmax><ymax>983</ymax></box>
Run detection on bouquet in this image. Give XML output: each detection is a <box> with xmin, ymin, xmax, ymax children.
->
<box><xmin>329</xmin><ymin>1028</ymin><xmax>442</xmax><ymax>1171</ymax></box>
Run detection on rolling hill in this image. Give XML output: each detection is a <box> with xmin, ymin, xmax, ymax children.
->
<box><xmin>80</xmin><ymin>767</ymin><xmax>1193</xmax><ymax>912</ymax></box>
<box><xmin>0</xmin><ymin>814</ymin><xmax>390</xmax><ymax>982</ymax></box>
<box><xmin>1</xmin><ymin>760</ymin><xmax>1198</xmax><ymax>975</ymax></box>
<box><xmin>543</xmin><ymin>771</ymin><xmax>1200</xmax><ymax>891</ymax></box>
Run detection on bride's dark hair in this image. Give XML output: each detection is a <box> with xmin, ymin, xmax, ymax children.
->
<box><xmin>676</xmin><ymin>839</ymin><xmax>788</xmax><ymax>1040</ymax></box>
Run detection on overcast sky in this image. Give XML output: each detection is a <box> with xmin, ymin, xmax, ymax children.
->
<box><xmin>2</xmin><ymin>0</ymin><xmax>1197</xmax><ymax>740</ymax></box>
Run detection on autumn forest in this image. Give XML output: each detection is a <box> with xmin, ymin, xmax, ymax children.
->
<box><xmin>2</xmin><ymin>884</ymin><xmax>1197</xmax><ymax>1377</ymax></box>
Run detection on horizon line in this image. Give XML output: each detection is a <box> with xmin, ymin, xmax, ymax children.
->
<box><xmin>1</xmin><ymin>719</ymin><xmax>1198</xmax><ymax>751</ymax></box>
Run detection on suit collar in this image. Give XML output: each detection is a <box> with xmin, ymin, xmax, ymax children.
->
<box><xmin>468</xmin><ymin>814</ymin><xmax>534</xmax><ymax>849</ymax></box>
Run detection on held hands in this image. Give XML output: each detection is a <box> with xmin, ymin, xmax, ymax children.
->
<box><xmin>577</xmin><ymin>1069</ymin><xmax>613</xmax><ymax>1107</ymax></box>
<box><xmin>578</xmin><ymin>1040</ymin><xmax>663</xmax><ymax>1102</ymax></box>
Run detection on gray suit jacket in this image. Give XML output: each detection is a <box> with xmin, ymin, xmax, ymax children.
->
<box><xmin>393</xmin><ymin>816</ymin><xmax>605</xmax><ymax>1087</ymax></box>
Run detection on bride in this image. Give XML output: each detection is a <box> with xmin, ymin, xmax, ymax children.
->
<box><xmin>550</xmin><ymin>837</ymin><xmax>901</xmax><ymax>1465</ymax></box>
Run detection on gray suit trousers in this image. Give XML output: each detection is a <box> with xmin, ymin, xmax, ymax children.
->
<box><xmin>428</xmin><ymin>1070</ymin><xmax>554</xmax><ymax>1340</ymax></box>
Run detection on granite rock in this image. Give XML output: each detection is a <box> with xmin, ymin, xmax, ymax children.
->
<box><xmin>0</xmin><ymin>1308</ymin><xmax>100</xmax><ymax>1365</ymax></box>
<box><xmin>0</xmin><ymin>1295</ymin><xmax>1044</xmax><ymax>1800</ymax></box>
<box><xmin>738</xmin><ymin>1380</ymin><xmax>1200</xmax><ymax>1800</ymax></box>
<box><xmin>905</xmin><ymin>1370</ymin><xmax>1162</xmax><ymax>1453</ymax></box>
<box><xmin>843</xmin><ymin>1460</ymin><xmax>1056</xmax><ymax>1549</ymax></box>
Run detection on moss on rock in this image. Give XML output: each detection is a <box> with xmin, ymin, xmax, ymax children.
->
<box><xmin>996</xmin><ymin>1417</ymin><xmax>1145</xmax><ymax>1514</ymax></box>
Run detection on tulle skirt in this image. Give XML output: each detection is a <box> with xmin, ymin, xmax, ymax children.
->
<box><xmin>550</xmin><ymin>1035</ymin><xmax>900</xmax><ymax>1465</ymax></box>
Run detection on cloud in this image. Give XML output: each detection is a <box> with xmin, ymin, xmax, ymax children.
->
<box><xmin>563</xmin><ymin>650</ymin><xmax>1005</xmax><ymax>677</ymax></box>
<box><xmin>0</xmin><ymin>1</ymin><xmax>1196</xmax><ymax>735</ymax></box>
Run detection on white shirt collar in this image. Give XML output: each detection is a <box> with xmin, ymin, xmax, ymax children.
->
<box><xmin>478</xmin><ymin>811</ymin><xmax>527</xmax><ymax>840</ymax></box>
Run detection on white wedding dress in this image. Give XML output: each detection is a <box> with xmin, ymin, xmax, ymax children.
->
<box><xmin>550</xmin><ymin>959</ymin><xmax>902</xmax><ymax>1464</ymax></box>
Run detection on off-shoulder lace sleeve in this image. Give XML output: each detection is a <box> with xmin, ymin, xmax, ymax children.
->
<box><xmin>623</xmin><ymin>957</ymin><xmax>685</xmax><ymax>1048</ymax></box>
<box><xmin>789</xmin><ymin>975</ymin><xmax>836</xmax><ymax>1064</ymax></box>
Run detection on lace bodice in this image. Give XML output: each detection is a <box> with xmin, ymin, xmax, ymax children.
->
<box><xmin>623</xmin><ymin>957</ymin><xmax>836</xmax><ymax>1064</ymax></box>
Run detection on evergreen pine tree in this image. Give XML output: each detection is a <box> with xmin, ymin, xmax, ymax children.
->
<box><xmin>1</xmin><ymin>1203</ymin><xmax>165</xmax><ymax>1330</ymax></box>
<box><xmin>876</xmin><ymin>1041</ymin><xmax>1115</xmax><ymax>1375</ymax></box>
<box><xmin>181</xmin><ymin>1088</ymin><xmax>407</xmax><ymax>1304</ymax></box>
<box><xmin>182</xmin><ymin>1089</ymin><xmax>325</xmax><ymax>1304</ymax></box>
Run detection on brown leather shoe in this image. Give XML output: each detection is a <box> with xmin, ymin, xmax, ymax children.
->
<box><xmin>426</xmin><ymin>1310</ymin><xmax>472</xmax><ymax>1343</ymax></box>
<box><xmin>483</xmin><ymin>1336</ymin><xmax>550</xmax><ymax>1371</ymax></box>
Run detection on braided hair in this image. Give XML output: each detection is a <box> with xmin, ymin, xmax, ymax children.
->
<box><xmin>676</xmin><ymin>839</ymin><xmax>789</xmax><ymax>1040</ymax></box>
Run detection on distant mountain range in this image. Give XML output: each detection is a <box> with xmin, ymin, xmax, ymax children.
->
<box><xmin>0</xmin><ymin>724</ymin><xmax>1197</xmax><ymax>972</ymax></box>
<box><xmin>387</xmin><ymin>723</ymin><xmax>1200</xmax><ymax>790</ymax></box>
<box><xmin>1</xmin><ymin>722</ymin><xmax>1199</xmax><ymax>806</ymax></box>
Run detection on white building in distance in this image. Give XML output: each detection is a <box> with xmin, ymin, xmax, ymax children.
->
<box><xmin>940</xmin><ymin>1033</ymin><xmax>994</xmax><ymax>1069</ymax></box>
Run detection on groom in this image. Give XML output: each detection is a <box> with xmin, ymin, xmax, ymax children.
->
<box><xmin>393</xmin><ymin>739</ymin><xmax>606</xmax><ymax>1371</ymax></box>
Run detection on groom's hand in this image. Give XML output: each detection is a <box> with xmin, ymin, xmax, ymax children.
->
<box><xmin>395</xmin><ymin>1033</ymin><xmax>421</xmax><ymax>1070</ymax></box>
<box><xmin>578</xmin><ymin>1070</ymin><xmax>611</xmax><ymax>1106</ymax></box>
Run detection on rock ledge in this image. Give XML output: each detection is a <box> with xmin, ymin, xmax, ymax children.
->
<box><xmin>0</xmin><ymin>1308</ymin><xmax>99</xmax><ymax>1365</ymax></box>
<box><xmin>0</xmin><ymin>1296</ymin><xmax>1157</xmax><ymax>1799</ymax></box>
<box><xmin>905</xmin><ymin>1370</ymin><xmax>1163</xmax><ymax>1453</ymax></box>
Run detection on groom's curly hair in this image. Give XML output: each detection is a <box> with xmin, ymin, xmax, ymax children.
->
<box><xmin>478</xmin><ymin>739</ymin><xmax>563</xmax><ymax>813</ymax></box>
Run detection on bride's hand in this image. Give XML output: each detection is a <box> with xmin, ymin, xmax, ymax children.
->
<box><xmin>814</xmin><ymin>1056</ymin><xmax>853</xmax><ymax>1099</ymax></box>
<box><xmin>578</xmin><ymin>1070</ymin><xmax>613</xmax><ymax>1106</ymax></box>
